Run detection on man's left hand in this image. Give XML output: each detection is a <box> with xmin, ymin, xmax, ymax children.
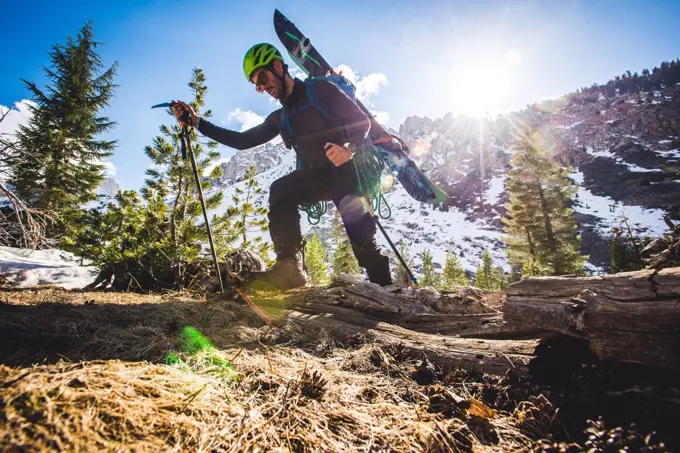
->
<box><xmin>325</xmin><ymin>142</ymin><xmax>353</xmax><ymax>167</ymax></box>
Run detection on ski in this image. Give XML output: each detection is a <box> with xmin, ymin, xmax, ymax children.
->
<box><xmin>273</xmin><ymin>9</ymin><xmax>448</xmax><ymax>205</ymax></box>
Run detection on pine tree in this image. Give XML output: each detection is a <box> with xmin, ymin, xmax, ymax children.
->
<box><xmin>420</xmin><ymin>248</ymin><xmax>441</xmax><ymax>288</ymax></box>
<box><xmin>473</xmin><ymin>249</ymin><xmax>496</xmax><ymax>290</ymax></box>
<box><xmin>494</xmin><ymin>266</ymin><xmax>508</xmax><ymax>290</ymax></box>
<box><xmin>9</xmin><ymin>22</ymin><xmax>118</xmax><ymax>222</ymax></box>
<box><xmin>331</xmin><ymin>210</ymin><xmax>361</xmax><ymax>277</ymax></box>
<box><xmin>442</xmin><ymin>246</ymin><xmax>469</xmax><ymax>290</ymax></box>
<box><xmin>304</xmin><ymin>233</ymin><xmax>330</xmax><ymax>285</ymax></box>
<box><xmin>140</xmin><ymin>67</ymin><xmax>238</xmax><ymax>287</ymax></box>
<box><xmin>231</xmin><ymin>164</ymin><xmax>271</xmax><ymax>259</ymax></box>
<box><xmin>394</xmin><ymin>240</ymin><xmax>415</xmax><ymax>286</ymax></box>
<box><xmin>501</xmin><ymin>129</ymin><xmax>587</xmax><ymax>277</ymax></box>
<box><xmin>76</xmin><ymin>189</ymin><xmax>179</xmax><ymax>290</ymax></box>
<box><xmin>62</xmin><ymin>68</ymin><xmax>268</xmax><ymax>290</ymax></box>
<box><xmin>60</xmin><ymin>207</ymin><xmax>105</xmax><ymax>264</ymax></box>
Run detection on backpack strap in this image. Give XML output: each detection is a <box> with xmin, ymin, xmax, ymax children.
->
<box><xmin>305</xmin><ymin>81</ymin><xmax>335</xmax><ymax>123</ymax></box>
<box><xmin>305</xmin><ymin>79</ymin><xmax>353</xmax><ymax>144</ymax></box>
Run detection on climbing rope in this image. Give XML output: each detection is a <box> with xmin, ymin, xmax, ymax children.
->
<box><xmin>300</xmin><ymin>200</ymin><xmax>328</xmax><ymax>225</ymax></box>
<box><xmin>297</xmin><ymin>143</ymin><xmax>392</xmax><ymax>224</ymax></box>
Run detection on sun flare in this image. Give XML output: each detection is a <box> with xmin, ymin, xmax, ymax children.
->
<box><xmin>451</xmin><ymin>50</ymin><xmax>521</xmax><ymax>117</ymax></box>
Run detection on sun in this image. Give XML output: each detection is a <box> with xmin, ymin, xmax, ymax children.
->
<box><xmin>450</xmin><ymin>50</ymin><xmax>521</xmax><ymax>117</ymax></box>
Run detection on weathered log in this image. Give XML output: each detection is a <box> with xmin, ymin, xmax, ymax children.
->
<box><xmin>261</xmin><ymin>275</ymin><xmax>541</xmax><ymax>376</ymax></box>
<box><xmin>504</xmin><ymin>267</ymin><xmax>680</xmax><ymax>369</ymax></box>
<box><xmin>284</xmin><ymin>304</ymin><xmax>538</xmax><ymax>376</ymax></box>
<box><xmin>286</xmin><ymin>275</ymin><xmax>540</xmax><ymax>338</ymax></box>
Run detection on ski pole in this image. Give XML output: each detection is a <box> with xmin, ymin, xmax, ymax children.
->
<box><xmin>360</xmin><ymin>197</ymin><xmax>418</xmax><ymax>286</ymax></box>
<box><xmin>180</xmin><ymin>125</ymin><xmax>225</xmax><ymax>293</ymax></box>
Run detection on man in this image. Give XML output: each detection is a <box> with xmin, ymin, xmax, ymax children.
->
<box><xmin>173</xmin><ymin>43</ymin><xmax>392</xmax><ymax>290</ymax></box>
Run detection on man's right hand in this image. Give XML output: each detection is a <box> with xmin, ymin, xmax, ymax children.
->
<box><xmin>172</xmin><ymin>100</ymin><xmax>199</xmax><ymax>128</ymax></box>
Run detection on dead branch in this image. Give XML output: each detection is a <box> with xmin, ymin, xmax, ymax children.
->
<box><xmin>0</xmin><ymin>180</ymin><xmax>53</xmax><ymax>249</ymax></box>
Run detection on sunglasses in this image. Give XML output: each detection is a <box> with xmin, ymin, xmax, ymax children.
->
<box><xmin>253</xmin><ymin>69</ymin><xmax>270</xmax><ymax>92</ymax></box>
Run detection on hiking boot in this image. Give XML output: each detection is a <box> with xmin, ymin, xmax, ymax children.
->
<box><xmin>246</xmin><ymin>253</ymin><xmax>308</xmax><ymax>291</ymax></box>
<box><xmin>365</xmin><ymin>256</ymin><xmax>392</xmax><ymax>286</ymax></box>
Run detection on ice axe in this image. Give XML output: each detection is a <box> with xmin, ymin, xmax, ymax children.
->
<box><xmin>151</xmin><ymin>101</ymin><xmax>224</xmax><ymax>292</ymax></box>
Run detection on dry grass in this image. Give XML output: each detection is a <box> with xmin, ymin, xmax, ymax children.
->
<box><xmin>0</xmin><ymin>288</ymin><xmax>543</xmax><ymax>452</ymax></box>
<box><xmin>3</xmin><ymin>287</ymin><xmax>666</xmax><ymax>452</ymax></box>
<box><xmin>1</xmin><ymin>348</ymin><xmax>535</xmax><ymax>452</ymax></box>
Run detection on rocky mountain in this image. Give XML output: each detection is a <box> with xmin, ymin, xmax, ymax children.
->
<box><xmin>402</xmin><ymin>82</ymin><xmax>680</xmax><ymax>269</ymax></box>
<box><xmin>96</xmin><ymin>177</ymin><xmax>121</xmax><ymax>198</ymax></box>
<box><xmin>214</xmin><ymin>141</ymin><xmax>292</xmax><ymax>185</ymax></box>
<box><xmin>205</xmin><ymin>79</ymin><xmax>680</xmax><ymax>277</ymax></box>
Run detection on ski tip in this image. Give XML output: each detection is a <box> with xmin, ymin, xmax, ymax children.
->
<box><xmin>273</xmin><ymin>9</ymin><xmax>290</xmax><ymax>25</ymax></box>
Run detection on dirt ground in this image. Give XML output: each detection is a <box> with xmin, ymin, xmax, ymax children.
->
<box><xmin>0</xmin><ymin>287</ymin><xmax>675</xmax><ymax>452</ymax></box>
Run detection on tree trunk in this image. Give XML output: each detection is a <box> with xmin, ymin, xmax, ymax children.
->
<box><xmin>526</xmin><ymin>228</ymin><xmax>535</xmax><ymax>259</ymax></box>
<box><xmin>503</xmin><ymin>267</ymin><xmax>680</xmax><ymax>369</ymax></box>
<box><xmin>537</xmin><ymin>185</ymin><xmax>556</xmax><ymax>262</ymax></box>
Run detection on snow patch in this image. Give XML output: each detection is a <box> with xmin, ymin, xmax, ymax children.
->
<box><xmin>585</xmin><ymin>147</ymin><xmax>616</xmax><ymax>159</ymax></box>
<box><xmin>484</xmin><ymin>176</ymin><xmax>505</xmax><ymax>205</ymax></box>
<box><xmin>556</xmin><ymin>120</ymin><xmax>584</xmax><ymax>130</ymax></box>
<box><xmin>653</xmin><ymin>149</ymin><xmax>680</xmax><ymax>159</ymax></box>
<box><xmin>623</xmin><ymin>163</ymin><xmax>662</xmax><ymax>173</ymax></box>
<box><xmin>570</xmin><ymin>170</ymin><xmax>667</xmax><ymax>235</ymax></box>
<box><xmin>0</xmin><ymin>246</ymin><xmax>97</xmax><ymax>289</ymax></box>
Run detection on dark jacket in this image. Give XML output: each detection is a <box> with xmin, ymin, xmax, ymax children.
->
<box><xmin>197</xmin><ymin>78</ymin><xmax>371</xmax><ymax>171</ymax></box>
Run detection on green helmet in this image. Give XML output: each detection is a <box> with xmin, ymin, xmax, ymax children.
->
<box><xmin>243</xmin><ymin>43</ymin><xmax>284</xmax><ymax>81</ymax></box>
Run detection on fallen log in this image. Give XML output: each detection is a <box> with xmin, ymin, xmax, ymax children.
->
<box><xmin>285</xmin><ymin>274</ymin><xmax>540</xmax><ymax>339</ymax></box>
<box><xmin>503</xmin><ymin>267</ymin><xmax>680</xmax><ymax>369</ymax></box>
<box><xmin>284</xmin><ymin>304</ymin><xmax>538</xmax><ymax>376</ymax></box>
<box><xmin>264</xmin><ymin>275</ymin><xmax>540</xmax><ymax>376</ymax></box>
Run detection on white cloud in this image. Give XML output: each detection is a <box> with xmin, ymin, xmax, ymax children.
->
<box><xmin>333</xmin><ymin>64</ymin><xmax>388</xmax><ymax>105</ymax></box>
<box><xmin>0</xmin><ymin>100</ymin><xmax>35</xmax><ymax>137</ymax></box>
<box><xmin>371</xmin><ymin>111</ymin><xmax>390</xmax><ymax>125</ymax></box>
<box><xmin>226</xmin><ymin>108</ymin><xmax>282</xmax><ymax>145</ymax></box>
<box><xmin>356</xmin><ymin>73</ymin><xmax>389</xmax><ymax>102</ymax></box>
<box><xmin>228</xmin><ymin>108</ymin><xmax>265</xmax><ymax>131</ymax></box>
<box><xmin>101</xmin><ymin>161</ymin><xmax>117</xmax><ymax>177</ymax></box>
<box><xmin>288</xmin><ymin>66</ymin><xmax>305</xmax><ymax>80</ymax></box>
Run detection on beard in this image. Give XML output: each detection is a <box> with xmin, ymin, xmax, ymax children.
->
<box><xmin>267</xmin><ymin>80</ymin><xmax>283</xmax><ymax>100</ymax></box>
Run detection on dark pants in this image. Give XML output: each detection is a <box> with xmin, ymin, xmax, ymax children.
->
<box><xmin>268</xmin><ymin>165</ymin><xmax>391</xmax><ymax>284</ymax></box>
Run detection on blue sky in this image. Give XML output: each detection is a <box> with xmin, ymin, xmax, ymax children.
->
<box><xmin>2</xmin><ymin>0</ymin><xmax>679</xmax><ymax>190</ymax></box>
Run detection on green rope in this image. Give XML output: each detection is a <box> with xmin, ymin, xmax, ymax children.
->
<box><xmin>354</xmin><ymin>144</ymin><xmax>391</xmax><ymax>220</ymax></box>
<box><xmin>300</xmin><ymin>200</ymin><xmax>327</xmax><ymax>225</ymax></box>
<box><xmin>296</xmin><ymin>143</ymin><xmax>391</xmax><ymax>223</ymax></box>
<box><xmin>353</xmin><ymin>144</ymin><xmax>383</xmax><ymax>200</ymax></box>
<box><xmin>296</xmin><ymin>156</ymin><xmax>328</xmax><ymax>224</ymax></box>
<box><xmin>372</xmin><ymin>192</ymin><xmax>392</xmax><ymax>220</ymax></box>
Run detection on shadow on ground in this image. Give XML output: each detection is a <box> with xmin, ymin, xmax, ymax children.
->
<box><xmin>0</xmin><ymin>288</ymin><xmax>273</xmax><ymax>366</ymax></box>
